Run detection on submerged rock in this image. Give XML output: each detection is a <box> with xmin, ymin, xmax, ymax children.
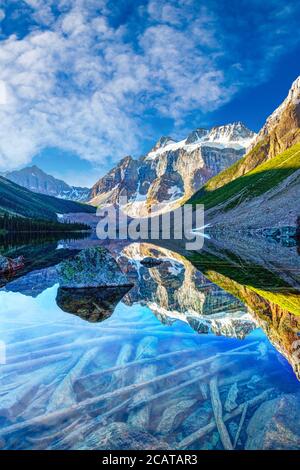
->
<box><xmin>74</xmin><ymin>422</ymin><xmax>170</xmax><ymax>450</ymax></box>
<box><xmin>56</xmin><ymin>285</ymin><xmax>132</xmax><ymax>322</ymax></box>
<box><xmin>57</xmin><ymin>247</ymin><xmax>131</xmax><ymax>288</ymax></box>
<box><xmin>156</xmin><ymin>399</ymin><xmax>198</xmax><ymax>435</ymax></box>
<box><xmin>246</xmin><ymin>393</ymin><xmax>300</xmax><ymax>450</ymax></box>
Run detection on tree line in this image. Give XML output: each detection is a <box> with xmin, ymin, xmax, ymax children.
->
<box><xmin>0</xmin><ymin>213</ymin><xmax>91</xmax><ymax>233</ymax></box>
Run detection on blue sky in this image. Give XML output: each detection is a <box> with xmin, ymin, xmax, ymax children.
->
<box><xmin>0</xmin><ymin>0</ymin><xmax>299</xmax><ymax>186</ymax></box>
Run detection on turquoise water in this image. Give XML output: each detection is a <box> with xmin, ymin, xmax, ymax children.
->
<box><xmin>0</xmin><ymin>239</ymin><xmax>299</xmax><ymax>450</ymax></box>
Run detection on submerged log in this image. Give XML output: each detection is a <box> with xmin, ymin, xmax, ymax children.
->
<box><xmin>178</xmin><ymin>388</ymin><xmax>274</xmax><ymax>449</ymax></box>
<box><xmin>6</xmin><ymin>335</ymin><xmax>120</xmax><ymax>366</ymax></box>
<box><xmin>47</xmin><ymin>347</ymin><xmax>100</xmax><ymax>412</ymax></box>
<box><xmin>7</xmin><ymin>331</ymin><xmax>75</xmax><ymax>351</ymax></box>
<box><xmin>52</xmin><ymin>398</ymin><xmax>132</xmax><ymax>450</ymax></box>
<box><xmin>233</xmin><ymin>402</ymin><xmax>248</xmax><ymax>448</ymax></box>
<box><xmin>77</xmin><ymin>348</ymin><xmax>195</xmax><ymax>387</ymax></box>
<box><xmin>112</xmin><ymin>343</ymin><xmax>134</xmax><ymax>388</ymax></box>
<box><xmin>127</xmin><ymin>361</ymin><xmax>235</xmax><ymax>412</ymax></box>
<box><xmin>0</xmin><ymin>352</ymin><xmax>72</xmax><ymax>374</ymax></box>
<box><xmin>0</xmin><ymin>342</ymin><xmax>260</xmax><ymax>437</ymax></box>
<box><xmin>128</xmin><ymin>336</ymin><xmax>158</xmax><ymax>430</ymax></box>
<box><xmin>25</xmin><ymin>417</ymin><xmax>83</xmax><ymax>450</ymax></box>
<box><xmin>209</xmin><ymin>377</ymin><xmax>233</xmax><ymax>450</ymax></box>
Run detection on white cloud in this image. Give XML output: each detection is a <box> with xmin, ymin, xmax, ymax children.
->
<box><xmin>0</xmin><ymin>0</ymin><xmax>298</xmax><ymax>175</ymax></box>
<box><xmin>0</xmin><ymin>80</ymin><xmax>7</xmax><ymax>104</ymax></box>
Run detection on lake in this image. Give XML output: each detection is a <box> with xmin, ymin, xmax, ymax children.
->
<box><xmin>0</xmin><ymin>233</ymin><xmax>299</xmax><ymax>450</ymax></box>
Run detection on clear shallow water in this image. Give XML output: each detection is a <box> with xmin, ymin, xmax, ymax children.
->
<box><xmin>0</xmin><ymin>238</ymin><xmax>300</xmax><ymax>450</ymax></box>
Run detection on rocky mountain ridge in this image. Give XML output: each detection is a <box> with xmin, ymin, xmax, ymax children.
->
<box><xmin>90</xmin><ymin>122</ymin><xmax>256</xmax><ymax>216</ymax></box>
<box><xmin>189</xmin><ymin>75</ymin><xmax>300</xmax><ymax>229</ymax></box>
<box><xmin>195</xmin><ymin>76</ymin><xmax>300</xmax><ymax>196</ymax></box>
<box><xmin>4</xmin><ymin>122</ymin><xmax>255</xmax><ymax>216</ymax></box>
<box><xmin>5</xmin><ymin>165</ymin><xmax>91</xmax><ymax>202</ymax></box>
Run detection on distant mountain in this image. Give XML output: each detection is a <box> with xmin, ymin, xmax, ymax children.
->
<box><xmin>90</xmin><ymin>122</ymin><xmax>256</xmax><ymax>216</ymax></box>
<box><xmin>5</xmin><ymin>166</ymin><xmax>91</xmax><ymax>202</ymax></box>
<box><xmin>190</xmin><ymin>76</ymin><xmax>300</xmax><ymax>229</ymax></box>
<box><xmin>0</xmin><ymin>176</ymin><xmax>95</xmax><ymax>221</ymax></box>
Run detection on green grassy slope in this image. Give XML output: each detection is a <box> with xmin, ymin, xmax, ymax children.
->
<box><xmin>0</xmin><ymin>176</ymin><xmax>96</xmax><ymax>220</ymax></box>
<box><xmin>189</xmin><ymin>142</ymin><xmax>300</xmax><ymax>211</ymax></box>
<box><xmin>187</xmin><ymin>249</ymin><xmax>300</xmax><ymax>316</ymax></box>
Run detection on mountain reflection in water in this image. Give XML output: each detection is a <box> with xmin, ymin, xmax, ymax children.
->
<box><xmin>0</xmin><ymin>235</ymin><xmax>299</xmax><ymax>450</ymax></box>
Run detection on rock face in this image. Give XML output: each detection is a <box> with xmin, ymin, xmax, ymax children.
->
<box><xmin>57</xmin><ymin>247</ymin><xmax>131</xmax><ymax>288</ymax></box>
<box><xmin>201</xmin><ymin>76</ymin><xmax>300</xmax><ymax>193</ymax></box>
<box><xmin>90</xmin><ymin>156</ymin><xmax>140</xmax><ymax>207</ymax></box>
<box><xmin>90</xmin><ymin>122</ymin><xmax>255</xmax><ymax>216</ymax></box>
<box><xmin>246</xmin><ymin>394</ymin><xmax>300</xmax><ymax>450</ymax></box>
<box><xmin>5</xmin><ymin>166</ymin><xmax>91</xmax><ymax>202</ymax></box>
<box><xmin>190</xmin><ymin>77</ymin><xmax>300</xmax><ymax>230</ymax></box>
<box><xmin>252</xmin><ymin>75</ymin><xmax>300</xmax><ymax>160</ymax></box>
<box><xmin>56</xmin><ymin>285</ymin><xmax>131</xmax><ymax>322</ymax></box>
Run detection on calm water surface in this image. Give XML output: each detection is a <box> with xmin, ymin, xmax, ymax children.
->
<box><xmin>0</xmin><ymin>236</ymin><xmax>299</xmax><ymax>450</ymax></box>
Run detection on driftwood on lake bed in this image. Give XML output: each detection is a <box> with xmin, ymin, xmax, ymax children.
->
<box><xmin>128</xmin><ymin>336</ymin><xmax>158</xmax><ymax>430</ymax></box>
<box><xmin>47</xmin><ymin>347</ymin><xmax>100</xmax><ymax>412</ymax></box>
<box><xmin>7</xmin><ymin>331</ymin><xmax>76</xmax><ymax>351</ymax></box>
<box><xmin>80</xmin><ymin>341</ymin><xmax>259</xmax><ymax>397</ymax></box>
<box><xmin>25</xmin><ymin>416</ymin><xmax>83</xmax><ymax>450</ymax></box>
<box><xmin>0</xmin><ymin>353</ymin><xmax>81</xmax><ymax>422</ymax></box>
<box><xmin>0</xmin><ymin>352</ymin><xmax>72</xmax><ymax>374</ymax></box>
<box><xmin>5</xmin><ymin>327</ymin><xmax>200</xmax><ymax>366</ymax></box>
<box><xmin>51</xmin><ymin>398</ymin><xmax>133</xmax><ymax>450</ymax></box>
<box><xmin>112</xmin><ymin>343</ymin><xmax>134</xmax><ymax>388</ymax></box>
<box><xmin>127</xmin><ymin>360</ymin><xmax>235</xmax><ymax>413</ymax></box>
<box><xmin>233</xmin><ymin>402</ymin><xmax>248</xmax><ymax>448</ymax></box>
<box><xmin>178</xmin><ymin>388</ymin><xmax>274</xmax><ymax>449</ymax></box>
<box><xmin>5</xmin><ymin>335</ymin><xmax>120</xmax><ymax>367</ymax></box>
<box><xmin>0</xmin><ymin>321</ymin><xmax>65</xmax><ymax>335</ymax></box>
<box><xmin>76</xmin><ymin>348</ymin><xmax>196</xmax><ymax>387</ymax></box>
<box><xmin>0</xmin><ymin>342</ymin><xmax>258</xmax><ymax>437</ymax></box>
<box><xmin>209</xmin><ymin>377</ymin><xmax>233</xmax><ymax>450</ymax></box>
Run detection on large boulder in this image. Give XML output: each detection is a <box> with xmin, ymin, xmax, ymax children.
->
<box><xmin>246</xmin><ymin>393</ymin><xmax>300</xmax><ymax>450</ymax></box>
<box><xmin>57</xmin><ymin>247</ymin><xmax>131</xmax><ymax>288</ymax></box>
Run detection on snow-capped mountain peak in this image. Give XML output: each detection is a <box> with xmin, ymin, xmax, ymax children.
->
<box><xmin>90</xmin><ymin>121</ymin><xmax>256</xmax><ymax>217</ymax></box>
<box><xmin>186</xmin><ymin>128</ymin><xmax>209</xmax><ymax>144</ymax></box>
<box><xmin>205</xmin><ymin>122</ymin><xmax>256</xmax><ymax>145</ymax></box>
<box><xmin>151</xmin><ymin>136</ymin><xmax>176</xmax><ymax>152</ymax></box>
<box><xmin>145</xmin><ymin>122</ymin><xmax>256</xmax><ymax>160</ymax></box>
